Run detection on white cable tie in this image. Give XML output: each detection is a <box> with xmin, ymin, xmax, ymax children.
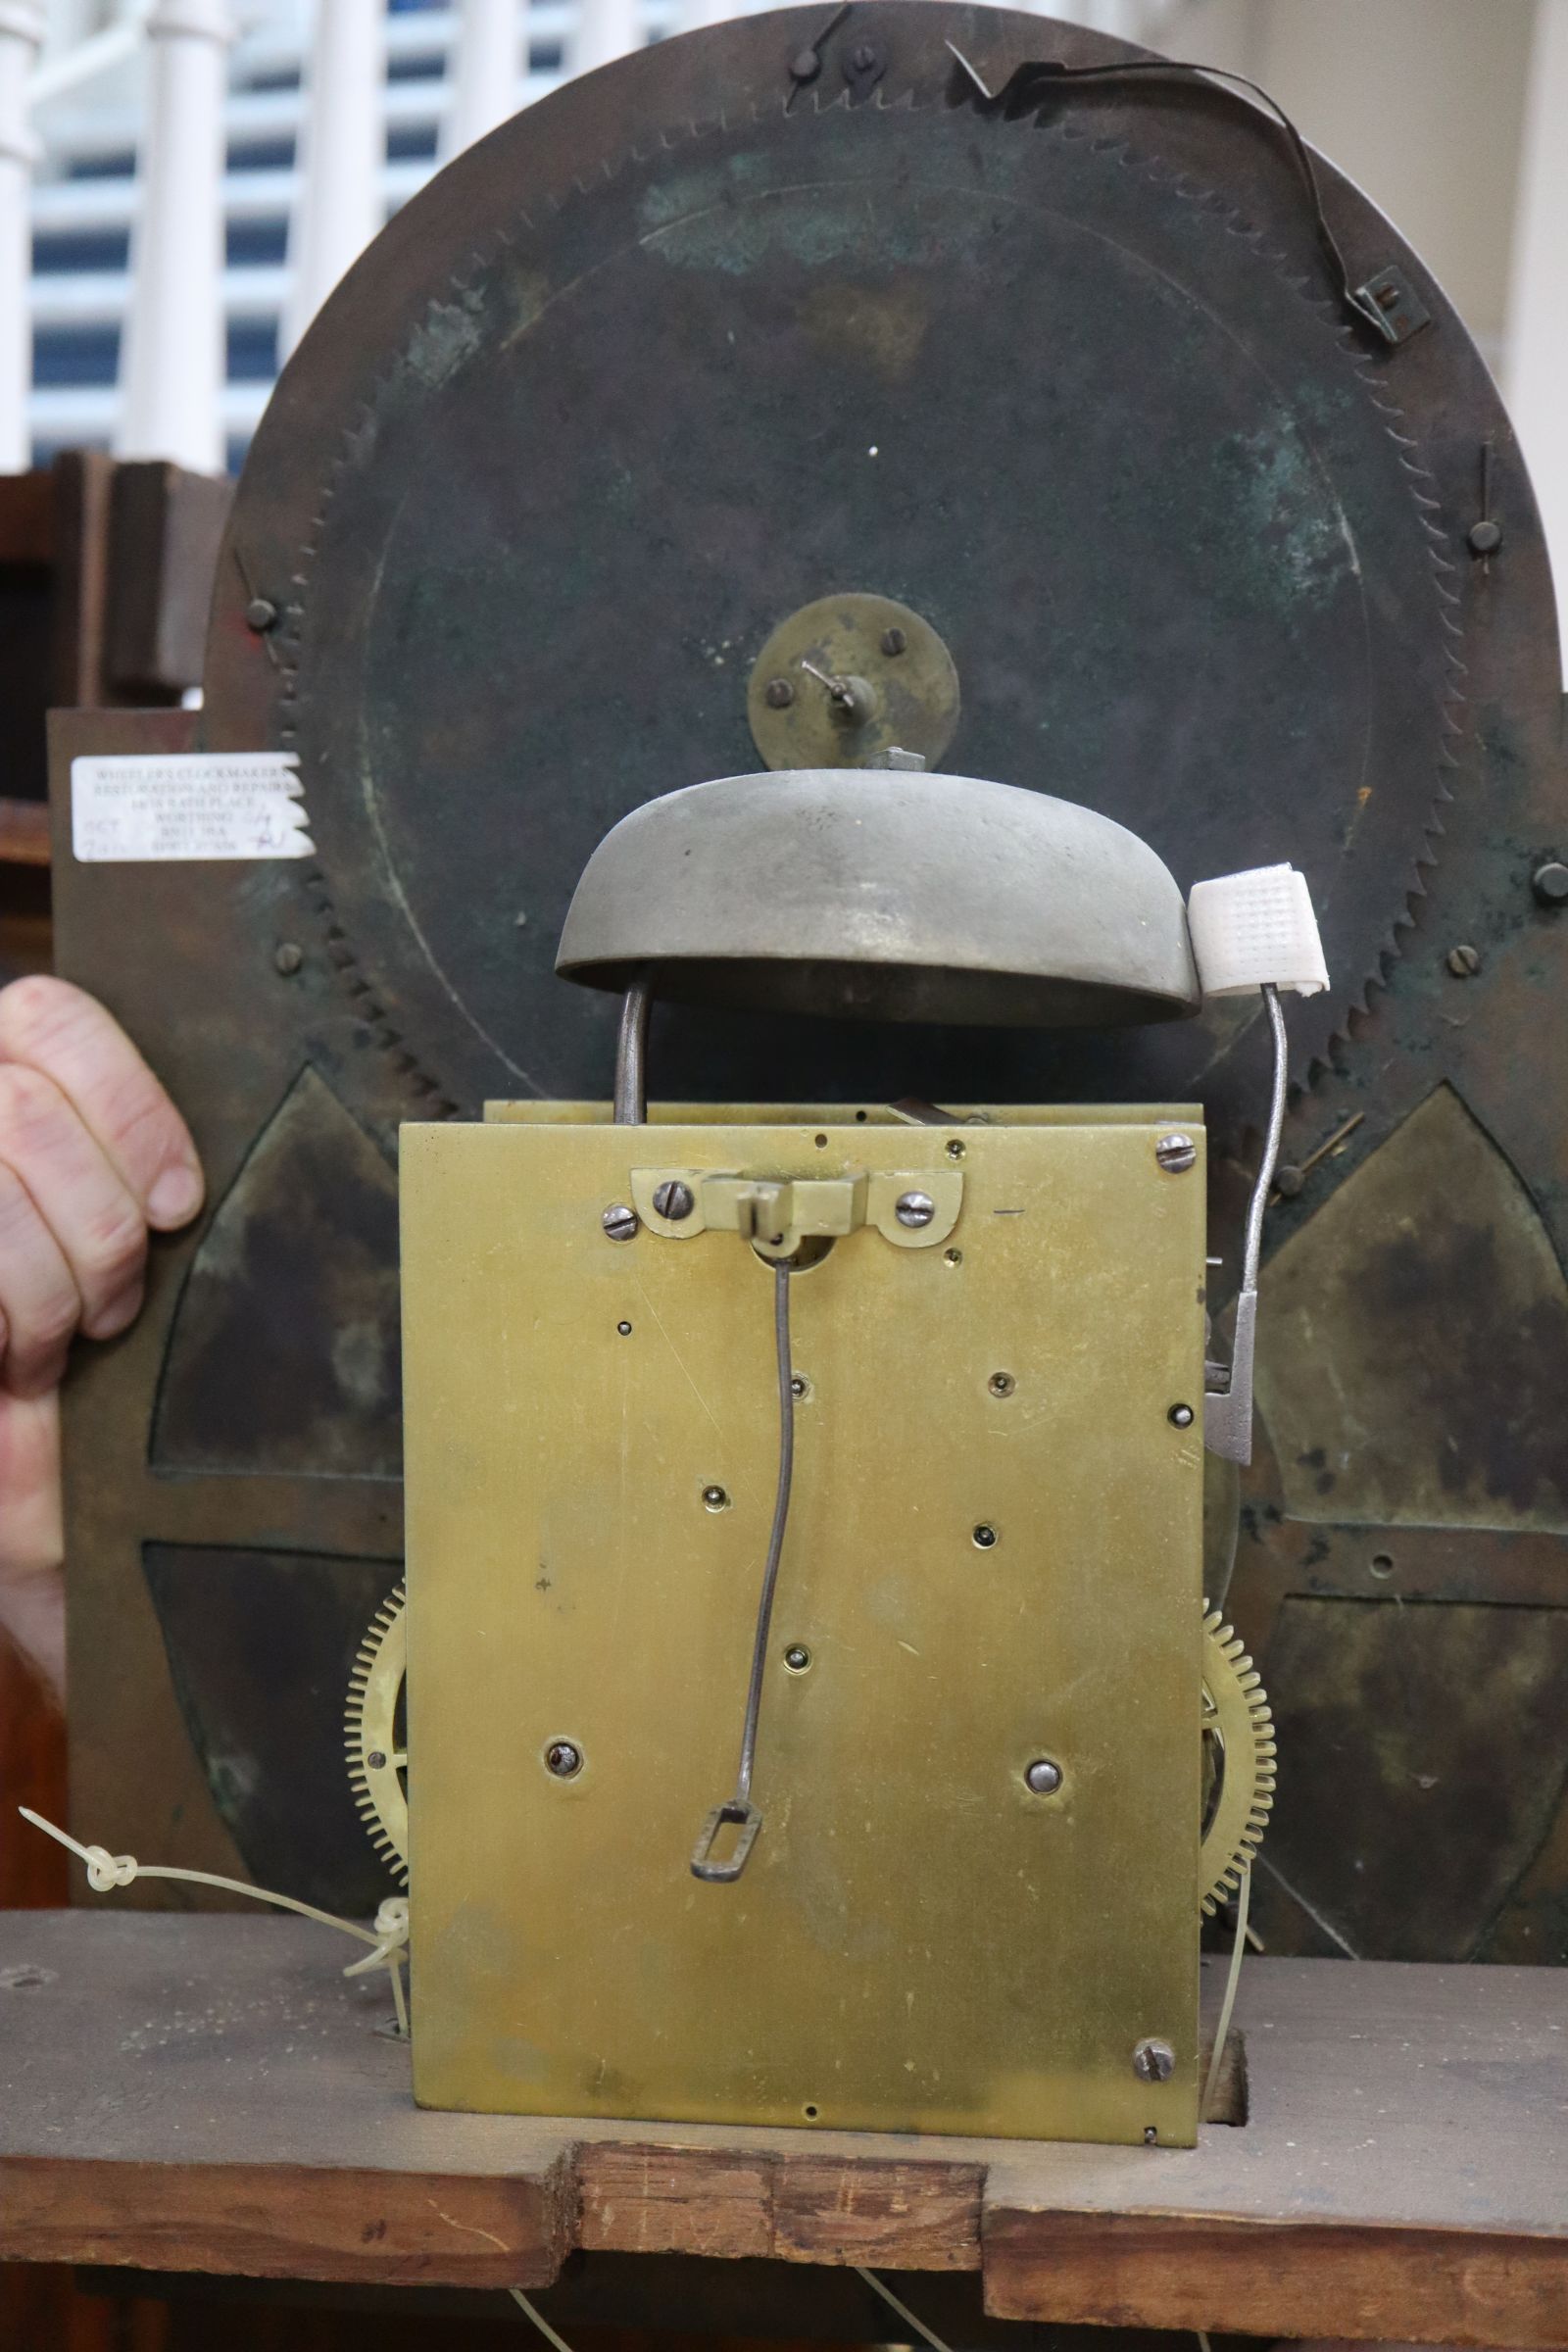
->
<box><xmin>19</xmin><ymin>1808</ymin><xmax>411</xmax><ymax>2035</ymax></box>
<box><xmin>1187</xmin><ymin>865</ymin><xmax>1328</xmax><ymax>999</ymax></box>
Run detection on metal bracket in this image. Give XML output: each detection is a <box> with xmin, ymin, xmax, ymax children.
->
<box><xmin>1203</xmin><ymin>1288</ymin><xmax>1256</xmax><ymax>1465</ymax></box>
<box><xmin>785</xmin><ymin>0</ymin><xmax>848</xmax><ymax>102</ymax></box>
<box><xmin>841</xmin><ymin>31</ymin><xmax>886</xmax><ymax>102</ymax></box>
<box><xmin>630</xmin><ymin>1167</ymin><xmax>963</xmax><ymax>1255</ymax></box>
<box><xmin>1351</xmin><ymin>265</ymin><xmax>1431</xmax><ymax>347</ymax></box>
<box><xmin>1202</xmin><ymin>986</ymin><xmax>1290</xmax><ymax>1467</ymax></box>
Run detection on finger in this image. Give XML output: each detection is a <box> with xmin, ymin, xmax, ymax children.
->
<box><xmin>0</xmin><ymin>976</ymin><xmax>203</xmax><ymax>1230</ymax></box>
<box><xmin>0</xmin><ymin>1160</ymin><xmax>83</xmax><ymax>1398</ymax></box>
<box><xmin>0</xmin><ymin>1063</ymin><xmax>147</xmax><ymax>1341</ymax></box>
<box><xmin>0</xmin><ymin>1388</ymin><xmax>65</xmax><ymax>1703</ymax></box>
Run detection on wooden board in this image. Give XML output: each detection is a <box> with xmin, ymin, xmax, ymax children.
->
<box><xmin>0</xmin><ymin>1914</ymin><xmax>1563</xmax><ymax>2346</ymax></box>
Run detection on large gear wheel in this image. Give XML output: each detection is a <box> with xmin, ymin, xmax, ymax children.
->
<box><xmin>1200</xmin><ymin>1604</ymin><xmax>1275</xmax><ymax>1917</ymax></box>
<box><xmin>202</xmin><ymin>3</ymin><xmax>1494</xmax><ymax>1159</ymax></box>
<box><xmin>346</xmin><ymin>1585</ymin><xmax>409</xmax><ymax>1886</ymax></box>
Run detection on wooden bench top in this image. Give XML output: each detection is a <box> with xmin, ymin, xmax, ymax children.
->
<box><xmin>0</xmin><ymin>1911</ymin><xmax>1563</xmax><ymax>2345</ymax></box>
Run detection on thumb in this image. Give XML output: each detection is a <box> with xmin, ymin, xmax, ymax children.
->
<box><xmin>0</xmin><ymin>1388</ymin><xmax>65</xmax><ymax>1704</ymax></box>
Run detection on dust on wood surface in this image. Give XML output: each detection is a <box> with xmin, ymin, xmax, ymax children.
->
<box><xmin>0</xmin><ymin>1913</ymin><xmax>1562</xmax><ymax>2344</ymax></box>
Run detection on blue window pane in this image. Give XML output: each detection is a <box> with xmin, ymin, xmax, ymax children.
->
<box><xmin>387</xmin><ymin>50</ymin><xmax>445</xmax><ymax>79</ymax></box>
<box><xmin>227</xmin><ymin>136</ymin><xmax>296</xmax><ymax>171</ymax></box>
<box><xmin>66</xmin><ymin>151</ymin><xmax>136</xmax><ymax>179</ymax></box>
<box><xmin>529</xmin><ymin>42</ymin><xmax>564</xmax><ymax>70</ymax></box>
<box><xmin>32</xmin><ymin>228</ymin><xmax>130</xmax><ymax>274</ymax></box>
<box><xmin>386</xmin><ymin>122</ymin><xmax>438</xmax><ymax>159</ymax></box>
<box><xmin>33</xmin><ymin>325</ymin><xmax>121</xmax><ymax>388</ymax></box>
<box><xmin>227</xmin><ymin>219</ymin><xmax>289</xmax><ymax>266</ymax></box>
<box><xmin>226</xmin><ymin>319</ymin><xmax>279</xmax><ymax>381</ymax></box>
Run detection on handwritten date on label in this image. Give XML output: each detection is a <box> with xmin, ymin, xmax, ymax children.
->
<box><xmin>72</xmin><ymin>753</ymin><xmax>315</xmax><ymax>862</ymax></box>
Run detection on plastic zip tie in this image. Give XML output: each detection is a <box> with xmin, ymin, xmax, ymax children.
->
<box><xmin>19</xmin><ymin>1807</ymin><xmax>410</xmax><ymax>2036</ymax></box>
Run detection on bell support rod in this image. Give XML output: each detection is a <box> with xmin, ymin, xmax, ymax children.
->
<box><xmin>613</xmin><ymin>969</ymin><xmax>653</xmax><ymax>1125</ymax></box>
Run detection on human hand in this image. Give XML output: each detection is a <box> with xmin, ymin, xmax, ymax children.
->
<box><xmin>0</xmin><ymin>978</ymin><xmax>203</xmax><ymax>1703</ymax></box>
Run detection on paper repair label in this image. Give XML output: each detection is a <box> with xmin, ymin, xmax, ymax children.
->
<box><xmin>71</xmin><ymin>752</ymin><xmax>314</xmax><ymax>862</ymax></box>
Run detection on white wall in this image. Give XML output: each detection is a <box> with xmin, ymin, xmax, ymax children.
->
<box><xmin>1505</xmin><ymin>0</ymin><xmax>1568</xmax><ymax>652</ymax></box>
<box><xmin>1152</xmin><ymin>0</ymin><xmax>1561</xmax><ymax>660</ymax></box>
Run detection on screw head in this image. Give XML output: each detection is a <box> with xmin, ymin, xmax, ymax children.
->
<box><xmin>765</xmin><ymin>676</ymin><xmax>795</xmax><ymax>708</ymax></box>
<box><xmin>988</xmin><ymin>1372</ymin><xmax>1015</xmax><ymax>1397</ymax></box>
<box><xmin>366</xmin><ymin>1749</ymin><xmax>387</xmax><ymax>1772</ymax></box>
<box><xmin>1155</xmin><ymin>1132</ymin><xmax>1198</xmax><ymax>1173</ymax></box>
<box><xmin>784</xmin><ymin>1643</ymin><xmax>811</xmax><ymax>1672</ymax></box>
<box><xmin>896</xmin><ymin>1189</ymin><xmax>936</xmax><ymax>1228</ymax></box>
<box><xmin>972</xmin><ymin>1523</ymin><xmax>998</xmax><ymax>1550</ymax></box>
<box><xmin>1132</xmin><ymin>2037</ymin><xmax>1176</xmax><ymax>2083</ymax></box>
<box><xmin>653</xmin><ymin>1179</ymin><xmax>695</xmax><ymax>1221</ymax></box>
<box><xmin>1024</xmin><ymin>1757</ymin><xmax>1061</xmax><ymax>1795</ymax></box>
<box><xmin>544</xmin><ymin>1740</ymin><xmax>583</xmax><ymax>1779</ymax></box>
<box><xmin>1467</xmin><ymin>518</ymin><xmax>1502</xmax><ymax>556</ymax></box>
<box><xmin>788</xmin><ymin>44</ymin><xmax>821</xmax><ymax>81</ymax></box>
<box><xmin>1446</xmin><ymin>943</ymin><xmax>1482</xmax><ymax>978</ymax></box>
<box><xmin>1168</xmin><ymin>1402</ymin><xmax>1195</xmax><ymax>1429</ymax></box>
<box><xmin>946</xmin><ymin>1138</ymin><xmax>966</xmax><ymax>1159</ymax></box>
<box><xmin>790</xmin><ymin>1373</ymin><xmax>809</xmax><ymax>1399</ymax></box>
<box><xmin>702</xmin><ymin>1484</ymin><xmax>729</xmax><ymax>1512</ymax></box>
<box><xmin>616</xmin><ymin>1320</ymin><xmax>632</xmax><ymax>1336</ymax></box>
<box><xmin>1274</xmin><ymin>1161</ymin><xmax>1305</xmax><ymax>1199</ymax></box>
<box><xmin>602</xmin><ymin>1202</ymin><xmax>639</xmax><ymax>1242</ymax></box>
<box><xmin>880</xmin><ymin>625</ymin><xmax>907</xmax><ymax>657</ymax></box>
<box><xmin>244</xmin><ymin>596</ymin><xmax>278</xmax><ymax>633</ymax></box>
<box><xmin>273</xmin><ymin>942</ymin><xmax>303</xmax><ymax>976</ymax></box>
<box><xmin>1532</xmin><ymin>860</ymin><xmax>1568</xmax><ymax>906</ymax></box>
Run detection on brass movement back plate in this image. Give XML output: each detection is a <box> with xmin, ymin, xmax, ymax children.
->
<box><xmin>747</xmin><ymin>592</ymin><xmax>959</xmax><ymax>770</ymax></box>
<box><xmin>402</xmin><ymin>1108</ymin><xmax>1205</xmax><ymax>2142</ymax></box>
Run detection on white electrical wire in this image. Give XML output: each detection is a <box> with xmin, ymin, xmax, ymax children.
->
<box><xmin>855</xmin><ymin>2265</ymin><xmax>956</xmax><ymax>2352</ymax></box>
<box><xmin>508</xmin><ymin>2286</ymin><xmax>577</xmax><ymax>2349</ymax></box>
<box><xmin>1201</xmin><ymin>1859</ymin><xmax>1251</xmax><ymax>2126</ymax></box>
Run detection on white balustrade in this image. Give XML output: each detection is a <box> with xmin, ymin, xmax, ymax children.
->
<box><xmin>443</xmin><ymin>0</ymin><xmax>519</xmax><ymax>161</ymax></box>
<box><xmin>571</xmin><ymin>0</ymin><xmax>641</xmax><ymax>81</ymax></box>
<box><xmin>0</xmin><ymin>3</ymin><xmax>44</xmax><ymax>474</ymax></box>
<box><xmin>39</xmin><ymin>0</ymin><xmax>96</xmax><ymax>56</ymax></box>
<box><xmin>281</xmin><ymin>0</ymin><xmax>383</xmax><ymax>359</ymax></box>
<box><xmin>116</xmin><ymin>0</ymin><xmax>233</xmax><ymax>473</ymax></box>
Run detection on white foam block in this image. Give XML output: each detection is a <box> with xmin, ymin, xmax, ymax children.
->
<box><xmin>1187</xmin><ymin>864</ymin><xmax>1328</xmax><ymax>998</ymax></box>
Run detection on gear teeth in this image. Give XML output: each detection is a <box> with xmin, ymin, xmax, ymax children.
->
<box><xmin>1199</xmin><ymin>1605</ymin><xmax>1275</xmax><ymax>1918</ymax></box>
<box><xmin>344</xmin><ymin>1583</ymin><xmax>410</xmax><ymax>1888</ymax></box>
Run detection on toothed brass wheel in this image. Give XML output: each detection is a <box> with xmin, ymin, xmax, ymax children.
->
<box><xmin>1200</xmin><ymin>1605</ymin><xmax>1275</xmax><ymax>1916</ymax></box>
<box><xmin>346</xmin><ymin>1585</ymin><xmax>408</xmax><ymax>1886</ymax></box>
